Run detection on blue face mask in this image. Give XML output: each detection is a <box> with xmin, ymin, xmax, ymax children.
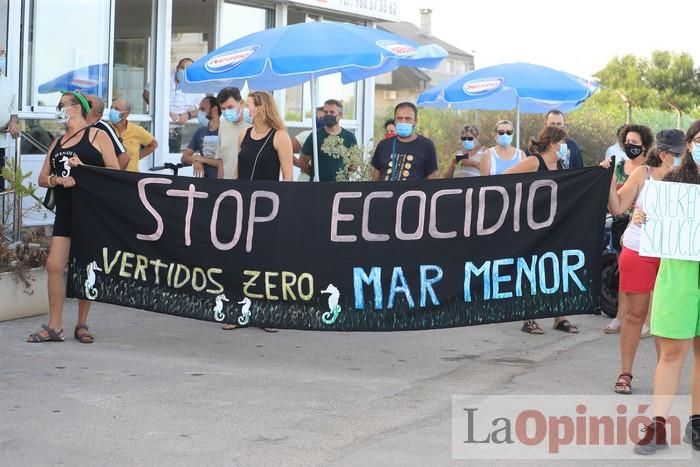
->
<box><xmin>396</xmin><ymin>122</ymin><xmax>413</xmax><ymax>138</ymax></box>
<box><xmin>0</xmin><ymin>57</ymin><xmax>5</xmax><ymax>72</ymax></box>
<box><xmin>221</xmin><ymin>108</ymin><xmax>239</xmax><ymax>123</ymax></box>
<box><xmin>176</xmin><ymin>69</ymin><xmax>185</xmax><ymax>83</ymax></box>
<box><xmin>198</xmin><ymin>111</ymin><xmax>209</xmax><ymax>127</ymax></box>
<box><xmin>557</xmin><ymin>142</ymin><xmax>569</xmax><ymax>161</ymax></box>
<box><xmin>243</xmin><ymin>107</ymin><xmax>252</xmax><ymax>125</ymax></box>
<box><xmin>496</xmin><ymin>134</ymin><xmax>513</xmax><ymax>147</ymax></box>
<box><xmin>693</xmin><ymin>144</ymin><xmax>700</xmax><ymax>164</ymax></box>
<box><xmin>462</xmin><ymin>139</ymin><xmax>475</xmax><ymax>150</ymax></box>
<box><xmin>672</xmin><ymin>155</ymin><xmax>682</xmax><ymax>167</ymax></box>
<box><xmin>108</xmin><ymin>108</ymin><xmax>123</xmax><ymax>124</ymax></box>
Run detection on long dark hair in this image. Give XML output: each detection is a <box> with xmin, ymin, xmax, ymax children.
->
<box><xmin>645</xmin><ymin>148</ymin><xmax>662</xmax><ymax>167</ymax></box>
<box><xmin>663</xmin><ymin>119</ymin><xmax>700</xmax><ymax>184</ymax></box>
<box><xmin>528</xmin><ymin>126</ymin><xmax>568</xmax><ymax>155</ymax></box>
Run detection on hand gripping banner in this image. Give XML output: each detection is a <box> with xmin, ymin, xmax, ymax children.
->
<box><xmin>67</xmin><ymin>166</ymin><xmax>610</xmax><ymax>331</ymax></box>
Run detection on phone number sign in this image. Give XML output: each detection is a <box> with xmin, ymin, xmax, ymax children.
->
<box><xmin>290</xmin><ymin>0</ymin><xmax>400</xmax><ymax>22</ymax></box>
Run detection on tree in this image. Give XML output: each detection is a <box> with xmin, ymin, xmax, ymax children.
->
<box><xmin>592</xmin><ymin>50</ymin><xmax>700</xmax><ymax>113</ymax></box>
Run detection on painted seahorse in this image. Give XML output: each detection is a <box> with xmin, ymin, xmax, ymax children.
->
<box><xmin>84</xmin><ymin>261</ymin><xmax>101</xmax><ymax>300</ymax></box>
<box><xmin>321</xmin><ymin>284</ymin><xmax>341</xmax><ymax>325</ymax></box>
<box><xmin>213</xmin><ymin>294</ymin><xmax>229</xmax><ymax>322</ymax></box>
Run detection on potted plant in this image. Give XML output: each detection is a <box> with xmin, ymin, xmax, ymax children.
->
<box><xmin>0</xmin><ymin>162</ymin><xmax>50</xmax><ymax>322</ymax></box>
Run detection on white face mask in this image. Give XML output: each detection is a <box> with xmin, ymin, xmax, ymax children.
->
<box><xmin>55</xmin><ymin>104</ymin><xmax>77</xmax><ymax>127</ymax></box>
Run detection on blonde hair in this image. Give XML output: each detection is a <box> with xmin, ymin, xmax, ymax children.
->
<box><xmin>249</xmin><ymin>91</ymin><xmax>285</xmax><ymax>131</ymax></box>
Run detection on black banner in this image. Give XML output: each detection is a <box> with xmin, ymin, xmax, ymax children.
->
<box><xmin>67</xmin><ymin>166</ymin><xmax>609</xmax><ymax>330</ymax></box>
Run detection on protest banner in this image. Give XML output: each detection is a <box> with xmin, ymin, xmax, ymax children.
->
<box><xmin>640</xmin><ymin>180</ymin><xmax>700</xmax><ymax>261</ymax></box>
<box><xmin>67</xmin><ymin>166</ymin><xmax>609</xmax><ymax>330</ymax></box>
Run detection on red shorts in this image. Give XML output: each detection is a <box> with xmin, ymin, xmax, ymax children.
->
<box><xmin>618</xmin><ymin>246</ymin><xmax>660</xmax><ymax>293</ymax></box>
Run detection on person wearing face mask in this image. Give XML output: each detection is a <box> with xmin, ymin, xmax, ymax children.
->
<box><xmin>26</xmin><ymin>91</ymin><xmax>119</xmax><ymax>344</ymax></box>
<box><xmin>504</xmin><ymin>126</ymin><xmax>580</xmax><ymax>335</ymax></box>
<box><xmin>371</xmin><ymin>102</ymin><xmax>438</xmax><ymax>181</ymax></box>
<box><xmin>215</xmin><ymin>87</ymin><xmax>249</xmax><ymax>179</ymax></box>
<box><xmin>630</xmin><ymin>121</ymin><xmax>700</xmax><ymax>455</ymax></box>
<box><xmin>445</xmin><ymin>124</ymin><xmax>484</xmax><ymax>178</ymax></box>
<box><xmin>384</xmin><ymin>119</ymin><xmax>396</xmax><ymax>139</ymax></box>
<box><xmin>544</xmin><ymin>110</ymin><xmax>583</xmax><ymax>169</ymax></box>
<box><xmin>181</xmin><ymin>96</ymin><xmax>222</xmax><ymax>178</ymax></box>
<box><xmin>298</xmin><ymin>99</ymin><xmax>357</xmax><ymax>182</ymax></box>
<box><xmin>602</xmin><ymin>124</ymin><xmax>655</xmax><ymax>334</ymax></box>
<box><xmin>168</xmin><ymin>57</ymin><xmax>204</xmax><ymax>154</ymax></box>
<box><xmin>108</xmin><ymin>98</ymin><xmax>158</xmax><ymax>172</ymax></box>
<box><xmin>0</xmin><ymin>45</ymin><xmax>20</xmax><ymax>191</ymax></box>
<box><xmin>480</xmin><ymin>120</ymin><xmax>525</xmax><ymax>176</ymax></box>
<box><xmin>597</xmin><ymin>130</ymin><xmax>680</xmax><ymax>396</ymax></box>
<box><xmin>85</xmin><ymin>95</ymin><xmax>129</xmax><ymax>170</ymax></box>
<box><xmin>234</xmin><ymin>91</ymin><xmax>293</xmax><ymax>182</ymax></box>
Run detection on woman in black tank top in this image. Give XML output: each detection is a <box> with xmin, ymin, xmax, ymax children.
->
<box><xmin>502</xmin><ymin>126</ymin><xmax>580</xmax><ymax>336</ymax></box>
<box><xmin>27</xmin><ymin>91</ymin><xmax>119</xmax><ymax>344</ymax></box>
<box><xmin>234</xmin><ymin>91</ymin><xmax>293</xmax><ymax>181</ymax></box>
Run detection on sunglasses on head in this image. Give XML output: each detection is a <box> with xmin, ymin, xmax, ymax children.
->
<box><xmin>460</xmin><ymin>136</ymin><xmax>475</xmax><ymax>141</ymax></box>
<box><xmin>497</xmin><ymin>130</ymin><xmax>513</xmax><ymax>136</ymax></box>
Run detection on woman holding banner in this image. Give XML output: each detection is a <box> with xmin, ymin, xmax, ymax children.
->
<box><xmin>503</xmin><ymin>126</ymin><xmax>578</xmax><ymax>335</ymax></box>
<box><xmin>27</xmin><ymin>91</ymin><xmax>119</xmax><ymax>343</ymax></box>
<box><xmin>602</xmin><ymin>130</ymin><xmax>683</xmax><ymax>395</ymax></box>
<box><xmin>633</xmin><ymin>120</ymin><xmax>700</xmax><ymax>455</ymax></box>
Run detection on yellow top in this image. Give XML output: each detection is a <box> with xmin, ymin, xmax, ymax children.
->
<box><xmin>114</xmin><ymin>122</ymin><xmax>155</xmax><ymax>172</ymax></box>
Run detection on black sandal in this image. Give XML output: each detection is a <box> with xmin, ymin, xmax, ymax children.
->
<box><xmin>521</xmin><ymin>320</ymin><xmax>544</xmax><ymax>335</ymax></box>
<box><xmin>27</xmin><ymin>324</ymin><xmax>65</xmax><ymax>343</ymax></box>
<box><xmin>553</xmin><ymin>319</ymin><xmax>579</xmax><ymax>334</ymax></box>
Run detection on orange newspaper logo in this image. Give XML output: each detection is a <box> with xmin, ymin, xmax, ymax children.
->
<box><xmin>205</xmin><ymin>45</ymin><xmax>259</xmax><ymax>73</ymax></box>
<box><xmin>376</xmin><ymin>40</ymin><xmax>416</xmax><ymax>57</ymax></box>
<box><xmin>462</xmin><ymin>78</ymin><xmax>504</xmax><ymax>96</ymax></box>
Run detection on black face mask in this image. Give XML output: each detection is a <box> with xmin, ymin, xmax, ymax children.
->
<box><xmin>323</xmin><ymin>114</ymin><xmax>338</xmax><ymax>127</ymax></box>
<box><xmin>624</xmin><ymin>143</ymin><xmax>644</xmax><ymax>160</ymax></box>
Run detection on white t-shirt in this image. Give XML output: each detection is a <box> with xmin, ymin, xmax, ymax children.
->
<box><xmin>169</xmin><ymin>74</ymin><xmax>204</xmax><ymax>115</ymax></box>
<box><xmin>0</xmin><ymin>76</ymin><xmax>17</xmax><ymax>148</ymax></box>
<box><xmin>605</xmin><ymin>143</ymin><xmax>627</xmax><ymax>161</ymax></box>
<box><xmin>217</xmin><ymin>119</ymin><xmax>249</xmax><ymax>179</ymax></box>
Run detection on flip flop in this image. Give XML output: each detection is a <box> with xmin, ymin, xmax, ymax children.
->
<box><xmin>521</xmin><ymin>320</ymin><xmax>544</xmax><ymax>335</ymax></box>
<box><xmin>222</xmin><ymin>323</ymin><xmax>240</xmax><ymax>330</ymax></box>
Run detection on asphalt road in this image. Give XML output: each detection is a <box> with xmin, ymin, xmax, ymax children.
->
<box><xmin>0</xmin><ymin>301</ymin><xmax>696</xmax><ymax>466</ymax></box>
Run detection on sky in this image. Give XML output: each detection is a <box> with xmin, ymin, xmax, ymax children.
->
<box><xmin>399</xmin><ymin>0</ymin><xmax>700</xmax><ymax>78</ymax></box>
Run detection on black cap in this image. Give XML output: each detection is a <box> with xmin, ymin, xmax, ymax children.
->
<box><xmin>656</xmin><ymin>129</ymin><xmax>685</xmax><ymax>154</ymax></box>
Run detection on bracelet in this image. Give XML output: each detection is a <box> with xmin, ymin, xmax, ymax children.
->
<box><xmin>47</xmin><ymin>175</ymin><xmax>56</xmax><ymax>187</ymax></box>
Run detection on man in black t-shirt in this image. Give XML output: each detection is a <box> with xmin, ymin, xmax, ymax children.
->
<box><xmin>86</xmin><ymin>95</ymin><xmax>129</xmax><ymax>169</ymax></box>
<box><xmin>371</xmin><ymin>102</ymin><xmax>438</xmax><ymax>181</ymax></box>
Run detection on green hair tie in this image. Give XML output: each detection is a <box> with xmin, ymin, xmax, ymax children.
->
<box><xmin>61</xmin><ymin>90</ymin><xmax>91</xmax><ymax>114</ymax></box>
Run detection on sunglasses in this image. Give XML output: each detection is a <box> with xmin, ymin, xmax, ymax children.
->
<box><xmin>460</xmin><ymin>136</ymin><xmax>475</xmax><ymax>141</ymax></box>
<box><xmin>497</xmin><ymin>130</ymin><xmax>514</xmax><ymax>136</ymax></box>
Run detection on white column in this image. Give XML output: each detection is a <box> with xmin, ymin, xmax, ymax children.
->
<box><xmin>153</xmin><ymin>0</ymin><xmax>173</xmax><ymax>166</ymax></box>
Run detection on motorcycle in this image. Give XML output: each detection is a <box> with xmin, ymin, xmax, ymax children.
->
<box><xmin>599</xmin><ymin>214</ymin><xmax>622</xmax><ymax>318</ymax></box>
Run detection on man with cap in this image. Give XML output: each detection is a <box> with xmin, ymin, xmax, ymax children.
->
<box><xmin>86</xmin><ymin>94</ymin><xmax>129</xmax><ymax>169</ymax></box>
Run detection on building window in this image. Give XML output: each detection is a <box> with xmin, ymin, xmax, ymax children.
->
<box><xmin>114</xmin><ymin>0</ymin><xmax>154</xmax><ymax>116</ymax></box>
<box><xmin>383</xmin><ymin>90</ymin><xmax>398</xmax><ymax>100</ymax></box>
<box><xmin>219</xmin><ymin>2</ymin><xmax>272</xmax><ymax>47</ymax></box>
<box><xmin>25</xmin><ymin>0</ymin><xmax>111</xmax><ymax>111</ymax></box>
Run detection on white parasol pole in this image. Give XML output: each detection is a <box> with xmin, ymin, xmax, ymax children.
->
<box><xmin>515</xmin><ymin>95</ymin><xmax>521</xmax><ymax>151</ymax></box>
<box><xmin>310</xmin><ymin>75</ymin><xmax>320</xmax><ymax>182</ymax></box>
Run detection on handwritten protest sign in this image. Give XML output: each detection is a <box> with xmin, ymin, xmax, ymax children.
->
<box><xmin>640</xmin><ymin>180</ymin><xmax>700</xmax><ymax>261</ymax></box>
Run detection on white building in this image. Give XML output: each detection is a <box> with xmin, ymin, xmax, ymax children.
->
<box><xmin>1</xmin><ymin>0</ymin><xmax>401</xmax><ymax>225</ymax></box>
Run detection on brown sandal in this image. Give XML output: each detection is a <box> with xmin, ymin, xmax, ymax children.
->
<box><xmin>521</xmin><ymin>320</ymin><xmax>544</xmax><ymax>335</ymax></box>
<box><xmin>74</xmin><ymin>324</ymin><xmax>94</xmax><ymax>344</ymax></box>
<box><xmin>614</xmin><ymin>372</ymin><xmax>633</xmax><ymax>394</ymax></box>
<box><xmin>27</xmin><ymin>324</ymin><xmax>65</xmax><ymax>343</ymax></box>
<box><xmin>222</xmin><ymin>323</ymin><xmax>240</xmax><ymax>330</ymax></box>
